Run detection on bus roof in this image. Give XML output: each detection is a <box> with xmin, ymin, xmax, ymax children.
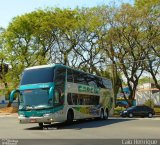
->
<box><xmin>25</xmin><ymin>64</ymin><xmax>111</xmax><ymax>82</ymax></box>
<box><xmin>25</xmin><ymin>64</ymin><xmax>54</xmax><ymax>70</ymax></box>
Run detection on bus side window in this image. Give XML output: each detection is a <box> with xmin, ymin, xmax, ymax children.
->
<box><xmin>67</xmin><ymin>93</ymin><xmax>72</xmax><ymax>105</ymax></box>
<box><xmin>94</xmin><ymin>96</ymin><xmax>100</xmax><ymax>105</ymax></box>
<box><xmin>102</xmin><ymin>79</ymin><xmax>112</xmax><ymax>89</ymax></box>
<box><xmin>96</xmin><ymin>77</ymin><xmax>104</xmax><ymax>88</ymax></box>
<box><xmin>54</xmin><ymin>91</ymin><xmax>60</xmax><ymax>104</ymax></box>
<box><xmin>87</xmin><ymin>75</ymin><xmax>97</xmax><ymax>88</ymax></box>
<box><xmin>54</xmin><ymin>67</ymin><xmax>66</xmax><ymax>84</ymax></box>
<box><xmin>79</xmin><ymin>96</ymin><xmax>83</xmax><ymax>105</ymax></box>
<box><xmin>72</xmin><ymin>94</ymin><xmax>78</xmax><ymax>105</ymax></box>
<box><xmin>54</xmin><ymin>67</ymin><xmax>66</xmax><ymax>106</ymax></box>
<box><xmin>67</xmin><ymin>69</ymin><xmax>74</xmax><ymax>82</ymax></box>
<box><xmin>73</xmin><ymin>71</ymin><xmax>88</xmax><ymax>85</ymax></box>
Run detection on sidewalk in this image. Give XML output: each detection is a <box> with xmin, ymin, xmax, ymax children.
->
<box><xmin>113</xmin><ymin>114</ymin><xmax>160</xmax><ymax>118</ymax></box>
<box><xmin>154</xmin><ymin>114</ymin><xmax>160</xmax><ymax>117</ymax></box>
<box><xmin>0</xmin><ymin>113</ymin><xmax>18</xmax><ymax>117</ymax></box>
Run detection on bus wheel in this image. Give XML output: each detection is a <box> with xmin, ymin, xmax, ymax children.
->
<box><xmin>38</xmin><ymin>123</ymin><xmax>43</xmax><ymax>128</ymax></box>
<box><xmin>66</xmin><ymin>110</ymin><xmax>74</xmax><ymax>125</ymax></box>
<box><xmin>100</xmin><ymin>109</ymin><xmax>104</xmax><ymax>120</ymax></box>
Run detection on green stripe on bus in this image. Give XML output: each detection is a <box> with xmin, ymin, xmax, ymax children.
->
<box><xmin>19</xmin><ymin>105</ymin><xmax>64</xmax><ymax>117</ymax></box>
<box><xmin>19</xmin><ymin>83</ymin><xmax>54</xmax><ymax>90</ymax></box>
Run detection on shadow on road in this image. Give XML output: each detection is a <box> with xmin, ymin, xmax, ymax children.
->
<box><xmin>25</xmin><ymin>118</ymin><xmax>137</xmax><ymax>131</ymax></box>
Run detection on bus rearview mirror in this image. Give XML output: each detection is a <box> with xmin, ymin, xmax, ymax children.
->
<box><xmin>10</xmin><ymin>89</ymin><xmax>20</xmax><ymax>103</ymax></box>
<box><xmin>49</xmin><ymin>87</ymin><xmax>54</xmax><ymax>100</ymax></box>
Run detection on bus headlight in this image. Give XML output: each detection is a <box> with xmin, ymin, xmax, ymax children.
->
<box><xmin>19</xmin><ymin>114</ymin><xmax>25</xmax><ymax>117</ymax></box>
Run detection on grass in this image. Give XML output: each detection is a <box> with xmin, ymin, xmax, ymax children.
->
<box><xmin>154</xmin><ymin>107</ymin><xmax>160</xmax><ymax>115</ymax></box>
<box><xmin>114</xmin><ymin>106</ymin><xmax>126</xmax><ymax>116</ymax></box>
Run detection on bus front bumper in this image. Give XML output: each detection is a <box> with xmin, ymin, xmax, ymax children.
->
<box><xmin>18</xmin><ymin>115</ymin><xmax>55</xmax><ymax>124</ymax></box>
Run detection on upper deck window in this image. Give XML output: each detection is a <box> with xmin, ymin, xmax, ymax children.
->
<box><xmin>20</xmin><ymin>67</ymin><xmax>54</xmax><ymax>85</ymax></box>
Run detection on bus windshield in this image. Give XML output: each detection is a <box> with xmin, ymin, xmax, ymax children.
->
<box><xmin>19</xmin><ymin>88</ymin><xmax>52</xmax><ymax>110</ymax></box>
<box><xmin>20</xmin><ymin>67</ymin><xmax>54</xmax><ymax>85</ymax></box>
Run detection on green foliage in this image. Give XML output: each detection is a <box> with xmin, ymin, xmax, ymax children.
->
<box><xmin>135</xmin><ymin>0</ymin><xmax>160</xmax><ymax>9</ymax></box>
<box><xmin>1</xmin><ymin>8</ymin><xmax>83</xmax><ymax>88</ymax></box>
<box><xmin>0</xmin><ymin>2</ymin><xmax>159</xmax><ymax>101</ymax></box>
<box><xmin>138</xmin><ymin>77</ymin><xmax>153</xmax><ymax>85</ymax></box>
<box><xmin>144</xmin><ymin>99</ymin><xmax>155</xmax><ymax>109</ymax></box>
<box><xmin>114</xmin><ymin>107</ymin><xmax>126</xmax><ymax>116</ymax></box>
<box><xmin>154</xmin><ymin>107</ymin><xmax>160</xmax><ymax>114</ymax></box>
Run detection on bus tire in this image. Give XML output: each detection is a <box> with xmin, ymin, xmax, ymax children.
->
<box><xmin>38</xmin><ymin>123</ymin><xmax>43</xmax><ymax>128</ymax></box>
<box><xmin>66</xmin><ymin>109</ymin><xmax>74</xmax><ymax>125</ymax></box>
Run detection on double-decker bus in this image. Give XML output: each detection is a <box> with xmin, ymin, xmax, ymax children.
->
<box><xmin>10</xmin><ymin>64</ymin><xmax>113</xmax><ymax>127</ymax></box>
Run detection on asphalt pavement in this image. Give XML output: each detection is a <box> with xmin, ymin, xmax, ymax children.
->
<box><xmin>0</xmin><ymin>115</ymin><xmax>160</xmax><ymax>139</ymax></box>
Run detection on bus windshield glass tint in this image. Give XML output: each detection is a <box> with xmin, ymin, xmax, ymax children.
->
<box><xmin>20</xmin><ymin>67</ymin><xmax>54</xmax><ymax>85</ymax></box>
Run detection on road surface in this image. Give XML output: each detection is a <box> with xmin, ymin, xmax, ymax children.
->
<box><xmin>0</xmin><ymin>115</ymin><xmax>159</xmax><ymax>139</ymax></box>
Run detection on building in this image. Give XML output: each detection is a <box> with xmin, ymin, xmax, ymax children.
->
<box><xmin>136</xmin><ymin>83</ymin><xmax>160</xmax><ymax>106</ymax></box>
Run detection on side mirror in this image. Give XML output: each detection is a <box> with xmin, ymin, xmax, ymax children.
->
<box><xmin>48</xmin><ymin>87</ymin><xmax>54</xmax><ymax>105</ymax></box>
<box><xmin>10</xmin><ymin>90</ymin><xmax>20</xmax><ymax>103</ymax></box>
<box><xmin>49</xmin><ymin>87</ymin><xmax>54</xmax><ymax>100</ymax></box>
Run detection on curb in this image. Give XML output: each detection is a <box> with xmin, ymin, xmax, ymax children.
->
<box><xmin>113</xmin><ymin>114</ymin><xmax>160</xmax><ymax>118</ymax></box>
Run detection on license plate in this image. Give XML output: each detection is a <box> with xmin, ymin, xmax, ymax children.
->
<box><xmin>30</xmin><ymin>119</ymin><xmax>36</xmax><ymax>123</ymax></box>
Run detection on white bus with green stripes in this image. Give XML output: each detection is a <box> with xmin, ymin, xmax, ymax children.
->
<box><xmin>10</xmin><ymin>64</ymin><xmax>114</xmax><ymax>127</ymax></box>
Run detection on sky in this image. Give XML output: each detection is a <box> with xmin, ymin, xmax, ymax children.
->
<box><xmin>0</xmin><ymin>0</ymin><xmax>134</xmax><ymax>28</ymax></box>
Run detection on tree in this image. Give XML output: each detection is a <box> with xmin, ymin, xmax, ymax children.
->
<box><xmin>48</xmin><ymin>8</ymin><xmax>81</xmax><ymax>66</ymax></box>
<box><xmin>138</xmin><ymin>76</ymin><xmax>153</xmax><ymax>85</ymax></box>
<box><xmin>144</xmin><ymin>99</ymin><xmax>155</xmax><ymax>109</ymax></box>
<box><xmin>71</xmin><ymin>7</ymin><xmax>106</xmax><ymax>74</ymax></box>
<box><xmin>0</xmin><ymin>27</ymin><xmax>8</xmax><ymax>88</ymax></box>
<box><xmin>2</xmin><ymin>8</ymin><xmax>80</xmax><ymax>85</ymax></box>
<box><xmin>1</xmin><ymin>3</ymin><xmax>159</xmax><ymax>106</ymax></box>
<box><xmin>135</xmin><ymin>0</ymin><xmax>160</xmax><ymax>89</ymax></box>
<box><xmin>99</xmin><ymin>4</ymin><xmax>149</xmax><ymax>106</ymax></box>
